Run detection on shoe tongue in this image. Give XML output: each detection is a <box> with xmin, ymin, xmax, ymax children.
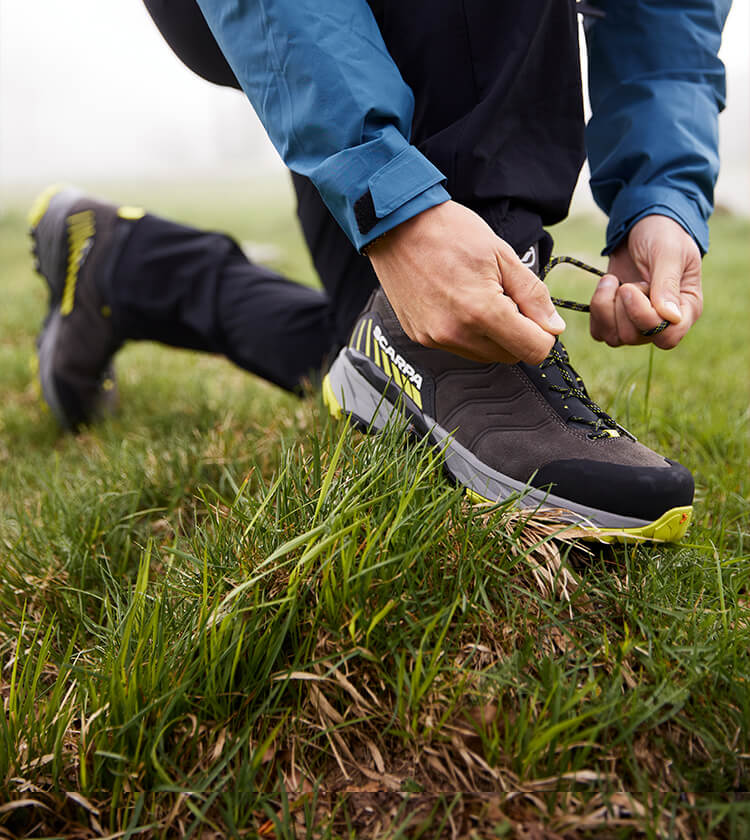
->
<box><xmin>518</xmin><ymin>340</ymin><xmax>614</xmax><ymax>436</ymax></box>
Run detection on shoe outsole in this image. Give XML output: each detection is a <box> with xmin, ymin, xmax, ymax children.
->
<box><xmin>322</xmin><ymin>352</ymin><xmax>693</xmax><ymax>544</ymax></box>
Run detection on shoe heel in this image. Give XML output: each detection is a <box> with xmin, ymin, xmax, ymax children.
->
<box><xmin>28</xmin><ymin>186</ymin><xmax>84</xmax><ymax>305</ymax></box>
<box><xmin>324</xmin><ymin>350</ymin><xmax>402</xmax><ymax>433</ymax></box>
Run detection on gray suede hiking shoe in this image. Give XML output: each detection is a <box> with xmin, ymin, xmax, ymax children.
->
<box><xmin>322</xmin><ymin>288</ymin><xmax>694</xmax><ymax>542</ymax></box>
<box><xmin>29</xmin><ymin>186</ymin><xmax>144</xmax><ymax>431</ymax></box>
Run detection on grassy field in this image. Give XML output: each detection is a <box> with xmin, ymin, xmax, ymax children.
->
<box><xmin>0</xmin><ymin>180</ymin><xmax>748</xmax><ymax>838</ymax></box>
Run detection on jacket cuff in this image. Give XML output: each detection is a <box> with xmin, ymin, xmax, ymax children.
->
<box><xmin>604</xmin><ymin>185</ymin><xmax>709</xmax><ymax>256</ymax></box>
<box><xmin>310</xmin><ymin>124</ymin><xmax>450</xmax><ymax>252</ymax></box>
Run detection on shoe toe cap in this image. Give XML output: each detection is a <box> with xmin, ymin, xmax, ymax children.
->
<box><xmin>531</xmin><ymin>457</ymin><xmax>694</xmax><ymax>521</ymax></box>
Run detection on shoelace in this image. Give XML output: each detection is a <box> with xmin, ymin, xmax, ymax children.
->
<box><xmin>536</xmin><ymin>256</ymin><xmax>642</xmax><ymax>441</ymax></box>
<box><xmin>539</xmin><ymin>342</ymin><xmax>633</xmax><ymax>440</ymax></box>
<box><xmin>540</xmin><ymin>255</ymin><xmax>669</xmax><ymax>338</ymax></box>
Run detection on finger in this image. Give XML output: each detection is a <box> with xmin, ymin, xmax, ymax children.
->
<box><xmin>616</xmin><ymin>284</ymin><xmax>664</xmax><ymax>344</ymax></box>
<box><xmin>417</xmin><ymin>308</ymin><xmax>529</xmax><ymax>365</ymax></box>
<box><xmin>497</xmin><ymin>249</ymin><xmax>566</xmax><ymax>335</ymax></box>
<box><xmin>476</xmin><ymin>291</ymin><xmax>556</xmax><ymax>365</ymax></box>
<box><xmin>589</xmin><ymin>274</ymin><xmax>620</xmax><ymax>346</ymax></box>
<box><xmin>652</xmin><ymin>290</ymin><xmax>702</xmax><ymax>349</ymax></box>
<box><xmin>647</xmin><ymin>246</ymin><xmax>684</xmax><ymax>326</ymax></box>
<box><xmin>428</xmin><ymin>333</ymin><xmax>521</xmax><ymax>364</ymax></box>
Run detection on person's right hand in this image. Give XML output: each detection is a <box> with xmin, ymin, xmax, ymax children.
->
<box><xmin>366</xmin><ymin>200</ymin><xmax>565</xmax><ymax>365</ymax></box>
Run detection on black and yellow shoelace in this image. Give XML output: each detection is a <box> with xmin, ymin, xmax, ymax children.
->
<box><xmin>539</xmin><ymin>342</ymin><xmax>632</xmax><ymax>440</ymax></box>
<box><xmin>541</xmin><ymin>256</ymin><xmax>669</xmax><ymax>337</ymax></box>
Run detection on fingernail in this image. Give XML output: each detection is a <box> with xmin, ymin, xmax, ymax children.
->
<box><xmin>664</xmin><ymin>301</ymin><xmax>682</xmax><ymax>323</ymax></box>
<box><xmin>599</xmin><ymin>276</ymin><xmax>619</xmax><ymax>291</ymax></box>
<box><xmin>548</xmin><ymin>312</ymin><xmax>566</xmax><ymax>331</ymax></box>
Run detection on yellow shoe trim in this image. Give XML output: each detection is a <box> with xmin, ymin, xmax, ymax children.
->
<box><xmin>583</xmin><ymin>505</ymin><xmax>693</xmax><ymax>544</ymax></box>
<box><xmin>117</xmin><ymin>206</ymin><xmax>145</xmax><ymax>220</ymax></box>
<box><xmin>467</xmin><ymin>490</ymin><xmax>693</xmax><ymax>545</ymax></box>
<box><xmin>61</xmin><ymin>210</ymin><xmax>95</xmax><ymax>316</ymax></box>
<box><xmin>466</xmin><ymin>489</ymin><xmax>490</xmax><ymax>505</ymax></box>
<box><xmin>28</xmin><ymin>184</ymin><xmax>65</xmax><ymax>228</ymax></box>
<box><xmin>354</xmin><ymin>320</ymin><xmax>365</xmax><ymax>353</ymax></box>
<box><xmin>322</xmin><ymin>374</ymin><xmax>342</xmax><ymax>419</ymax></box>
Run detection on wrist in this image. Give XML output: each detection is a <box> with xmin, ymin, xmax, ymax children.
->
<box><xmin>361</xmin><ymin>230</ymin><xmax>391</xmax><ymax>258</ymax></box>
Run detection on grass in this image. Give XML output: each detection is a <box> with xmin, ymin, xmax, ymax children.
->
<box><xmin>0</xmin><ymin>179</ymin><xmax>748</xmax><ymax>838</ymax></box>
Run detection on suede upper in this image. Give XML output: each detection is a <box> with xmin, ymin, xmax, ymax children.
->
<box><xmin>349</xmin><ymin>289</ymin><xmax>694</xmax><ymax>519</ymax></box>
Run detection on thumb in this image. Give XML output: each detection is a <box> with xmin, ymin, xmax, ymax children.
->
<box><xmin>498</xmin><ymin>250</ymin><xmax>566</xmax><ymax>335</ymax></box>
<box><xmin>648</xmin><ymin>247</ymin><xmax>684</xmax><ymax>325</ymax></box>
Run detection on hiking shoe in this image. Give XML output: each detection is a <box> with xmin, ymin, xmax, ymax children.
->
<box><xmin>29</xmin><ymin>186</ymin><xmax>143</xmax><ymax>431</ymax></box>
<box><xmin>322</xmin><ymin>289</ymin><xmax>694</xmax><ymax>542</ymax></box>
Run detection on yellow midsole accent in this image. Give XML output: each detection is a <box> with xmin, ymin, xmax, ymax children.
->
<box><xmin>467</xmin><ymin>491</ymin><xmax>693</xmax><ymax>544</ymax></box>
<box><xmin>28</xmin><ymin>184</ymin><xmax>65</xmax><ymax>228</ymax></box>
<box><xmin>587</xmin><ymin>505</ymin><xmax>693</xmax><ymax>544</ymax></box>
<box><xmin>321</xmin><ymin>374</ymin><xmax>342</xmax><ymax>419</ymax></box>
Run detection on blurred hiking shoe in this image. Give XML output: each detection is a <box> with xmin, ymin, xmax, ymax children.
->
<box><xmin>323</xmin><ymin>288</ymin><xmax>694</xmax><ymax>543</ymax></box>
<box><xmin>29</xmin><ymin>186</ymin><xmax>143</xmax><ymax>431</ymax></box>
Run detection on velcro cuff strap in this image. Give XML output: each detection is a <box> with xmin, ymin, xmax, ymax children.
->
<box><xmin>369</xmin><ymin>147</ymin><xmax>445</xmax><ymax>218</ymax></box>
<box><xmin>354</xmin><ymin>147</ymin><xmax>445</xmax><ymax>235</ymax></box>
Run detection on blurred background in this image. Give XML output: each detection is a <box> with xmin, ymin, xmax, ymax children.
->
<box><xmin>1</xmin><ymin>0</ymin><xmax>748</xmax><ymax>214</ymax></box>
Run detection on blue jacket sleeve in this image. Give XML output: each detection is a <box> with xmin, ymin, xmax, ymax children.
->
<box><xmin>195</xmin><ymin>0</ymin><xmax>450</xmax><ymax>251</ymax></box>
<box><xmin>585</xmin><ymin>0</ymin><xmax>731</xmax><ymax>255</ymax></box>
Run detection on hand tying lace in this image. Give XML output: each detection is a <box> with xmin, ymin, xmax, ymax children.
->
<box><xmin>541</xmin><ymin>256</ymin><xmax>669</xmax><ymax>337</ymax></box>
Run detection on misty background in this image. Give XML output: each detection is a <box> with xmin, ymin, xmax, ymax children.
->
<box><xmin>1</xmin><ymin>0</ymin><xmax>748</xmax><ymax>215</ymax></box>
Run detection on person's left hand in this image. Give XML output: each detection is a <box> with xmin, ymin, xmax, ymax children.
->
<box><xmin>589</xmin><ymin>214</ymin><xmax>703</xmax><ymax>349</ymax></box>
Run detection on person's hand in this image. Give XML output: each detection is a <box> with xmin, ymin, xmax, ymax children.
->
<box><xmin>590</xmin><ymin>214</ymin><xmax>703</xmax><ymax>349</ymax></box>
<box><xmin>366</xmin><ymin>201</ymin><xmax>566</xmax><ymax>365</ymax></box>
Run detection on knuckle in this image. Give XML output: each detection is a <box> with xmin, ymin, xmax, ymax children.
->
<box><xmin>428</xmin><ymin>321</ymin><xmax>460</xmax><ymax>348</ymax></box>
<box><xmin>527</xmin><ymin>337</ymin><xmax>554</xmax><ymax>366</ymax></box>
<box><xmin>412</xmin><ymin>328</ymin><xmax>434</xmax><ymax>348</ymax></box>
<box><xmin>404</xmin><ymin>323</ymin><xmax>428</xmax><ymax>346</ymax></box>
<box><xmin>457</xmin><ymin>301</ymin><xmax>486</xmax><ymax>331</ymax></box>
<box><xmin>523</xmin><ymin>278</ymin><xmax>549</xmax><ymax>305</ymax></box>
<box><xmin>527</xmin><ymin>349</ymin><xmax>548</xmax><ymax>366</ymax></box>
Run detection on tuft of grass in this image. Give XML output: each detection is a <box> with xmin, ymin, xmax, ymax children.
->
<box><xmin>0</xmin><ymin>184</ymin><xmax>748</xmax><ymax>837</ymax></box>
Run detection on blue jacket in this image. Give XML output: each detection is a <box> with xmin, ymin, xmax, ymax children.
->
<box><xmin>196</xmin><ymin>0</ymin><xmax>730</xmax><ymax>255</ymax></box>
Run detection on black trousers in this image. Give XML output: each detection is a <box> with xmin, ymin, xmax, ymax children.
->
<box><xmin>114</xmin><ymin>0</ymin><xmax>584</xmax><ymax>391</ymax></box>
